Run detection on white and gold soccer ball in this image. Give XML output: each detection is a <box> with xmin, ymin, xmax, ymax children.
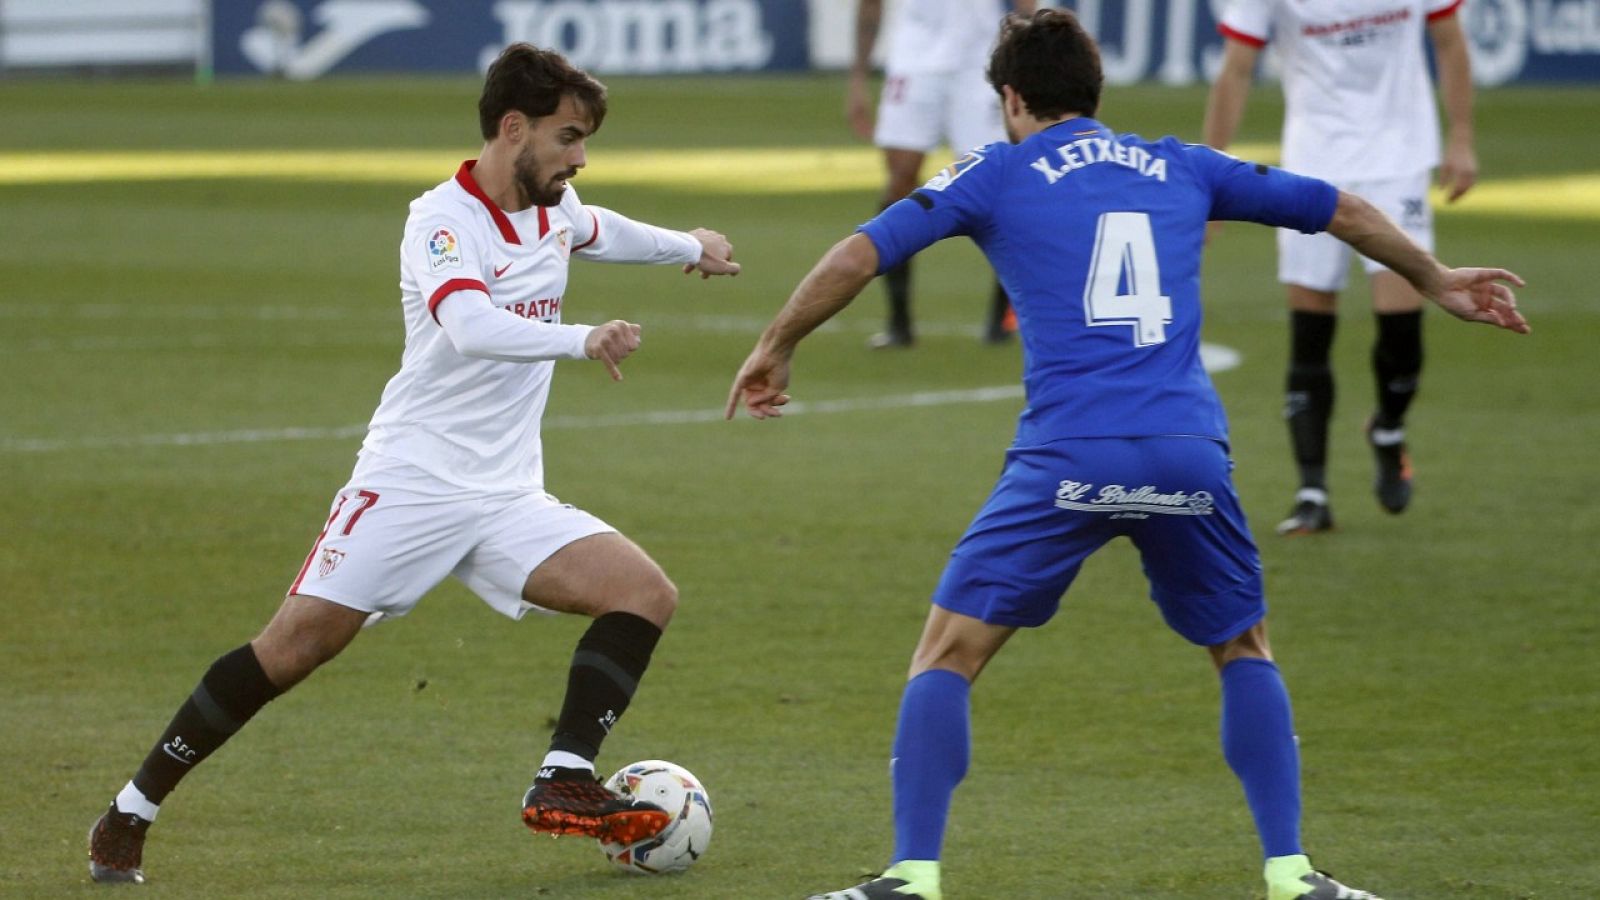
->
<box><xmin>597</xmin><ymin>760</ymin><xmax>713</xmax><ymax>875</ymax></box>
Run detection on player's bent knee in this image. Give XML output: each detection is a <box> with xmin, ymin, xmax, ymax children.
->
<box><xmin>907</xmin><ymin>611</ymin><xmax>1013</xmax><ymax>683</ymax></box>
<box><xmin>251</xmin><ymin>635</ymin><xmax>335</xmax><ymax>689</ymax></box>
<box><xmin>1208</xmin><ymin>620</ymin><xmax>1273</xmax><ymax>672</ymax></box>
<box><xmin>625</xmin><ymin>572</ymin><xmax>677</xmax><ymax>629</ymax></box>
<box><xmin>581</xmin><ymin>558</ymin><xmax>677</xmax><ymax>627</ymax></box>
<box><xmin>1287</xmin><ymin>285</ymin><xmax>1339</xmax><ymax>315</ymax></box>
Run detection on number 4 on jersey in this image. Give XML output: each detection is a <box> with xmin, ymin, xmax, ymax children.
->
<box><xmin>1083</xmin><ymin>212</ymin><xmax>1171</xmax><ymax>347</ymax></box>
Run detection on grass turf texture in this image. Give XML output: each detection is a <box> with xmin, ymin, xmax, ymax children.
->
<box><xmin>1</xmin><ymin>74</ymin><xmax>1597</xmax><ymax>898</ymax></box>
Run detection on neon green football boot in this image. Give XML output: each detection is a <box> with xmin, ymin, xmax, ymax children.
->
<box><xmin>1266</xmin><ymin>854</ymin><xmax>1385</xmax><ymax>900</ymax></box>
<box><xmin>806</xmin><ymin>860</ymin><xmax>942</xmax><ymax>900</ymax></box>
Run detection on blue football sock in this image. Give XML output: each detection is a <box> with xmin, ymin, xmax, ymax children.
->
<box><xmin>1220</xmin><ymin>657</ymin><xmax>1303</xmax><ymax>859</ymax></box>
<box><xmin>891</xmin><ymin>668</ymin><xmax>971</xmax><ymax>864</ymax></box>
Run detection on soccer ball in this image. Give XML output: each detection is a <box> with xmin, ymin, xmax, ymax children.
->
<box><xmin>597</xmin><ymin>760</ymin><xmax>713</xmax><ymax>874</ymax></box>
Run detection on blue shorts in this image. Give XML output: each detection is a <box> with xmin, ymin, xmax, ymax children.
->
<box><xmin>931</xmin><ymin>437</ymin><xmax>1264</xmax><ymax>646</ymax></box>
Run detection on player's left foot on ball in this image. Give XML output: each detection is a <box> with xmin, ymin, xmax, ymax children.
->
<box><xmin>521</xmin><ymin>767</ymin><xmax>669</xmax><ymax>844</ymax></box>
<box><xmin>1266</xmin><ymin>854</ymin><xmax>1385</xmax><ymax>900</ymax></box>
<box><xmin>88</xmin><ymin>803</ymin><xmax>151</xmax><ymax>884</ymax></box>
<box><xmin>1365</xmin><ymin>417</ymin><xmax>1413</xmax><ymax>514</ymax></box>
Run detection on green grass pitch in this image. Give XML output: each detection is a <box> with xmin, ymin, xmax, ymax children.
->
<box><xmin>1</xmin><ymin>74</ymin><xmax>1597</xmax><ymax>898</ymax></box>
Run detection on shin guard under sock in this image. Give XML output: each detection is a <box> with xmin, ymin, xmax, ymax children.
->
<box><xmin>1220</xmin><ymin>658</ymin><xmax>1303</xmax><ymax>859</ymax></box>
<box><xmin>132</xmin><ymin>643</ymin><xmax>283</xmax><ymax>804</ymax></box>
<box><xmin>1372</xmin><ymin>310</ymin><xmax>1423</xmax><ymax>429</ymax></box>
<box><xmin>891</xmin><ymin>669</ymin><xmax>971</xmax><ymax>864</ymax></box>
<box><xmin>548</xmin><ymin>612</ymin><xmax>662</xmax><ymax>761</ymax></box>
<box><xmin>1286</xmin><ymin>311</ymin><xmax>1337</xmax><ymax>490</ymax></box>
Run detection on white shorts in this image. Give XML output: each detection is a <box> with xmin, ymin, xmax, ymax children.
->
<box><xmin>287</xmin><ymin>459</ymin><xmax>614</xmax><ymax>622</ymax></box>
<box><xmin>874</xmin><ymin>67</ymin><xmax>1005</xmax><ymax>157</ymax></box>
<box><xmin>1278</xmin><ymin>170</ymin><xmax>1434</xmax><ymax>293</ymax></box>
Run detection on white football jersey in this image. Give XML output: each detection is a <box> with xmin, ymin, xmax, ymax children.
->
<box><xmin>359</xmin><ymin>161</ymin><xmax>605</xmax><ymax>491</ymax></box>
<box><xmin>882</xmin><ymin>0</ymin><xmax>1010</xmax><ymax>75</ymax></box>
<box><xmin>1219</xmin><ymin>0</ymin><xmax>1463</xmax><ymax>180</ymax></box>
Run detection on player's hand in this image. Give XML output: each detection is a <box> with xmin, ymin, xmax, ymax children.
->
<box><xmin>585</xmin><ymin>320</ymin><xmax>642</xmax><ymax>381</ymax></box>
<box><xmin>1432</xmin><ymin>267</ymin><xmax>1529</xmax><ymax>334</ymax></box>
<box><xmin>1438</xmin><ymin>140</ymin><xmax>1478</xmax><ymax>203</ymax></box>
<box><xmin>846</xmin><ymin>74</ymin><xmax>874</xmax><ymax>141</ymax></box>
<box><xmin>683</xmin><ymin>228</ymin><xmax>740</xmax><ymax>279</ymax></box>
<box><xmin>1204</xmin><ymin>220</ymin><xmax>1226</xmax><ymax>245</ymax></box>
<box><xmin>725</xmin><ymin>347</ymin><xmax>792</xmax><ymax>420</ymax></box>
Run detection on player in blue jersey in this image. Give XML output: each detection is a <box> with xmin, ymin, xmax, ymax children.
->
<box><xmin>727</xmin><ymin>10</ymin><xmax>1526</xmax><ymax>900</ymax></box>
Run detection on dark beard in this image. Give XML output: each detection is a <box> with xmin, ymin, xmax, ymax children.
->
<box><xmin>512</xmin><ymin>146</ymin><xmax>569</xmax><ymax>207</ymax></box>
<box><xmin>516</xmin><ymin>167</ymin><xmax>565</xmax><ymax>207</ymax></box>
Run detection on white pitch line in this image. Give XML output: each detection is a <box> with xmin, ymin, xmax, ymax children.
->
<box><xmin>3</xmin><ymin>348</ymin><xmax>1241</xmax><ymax>454</ymax></box>
<box><xmin>1</xmin><ymin>385</ymin><xmax>1027</xmax><ymax>454</ymax></box>
<box><xmin>0</xmin><ymin>424</ymin><xmax>371</xmax><ymax>454</ymax></box>
<box><xmin>0</xmin><ymin>302</ymin><xmax>360</xmax><ymax>321</ymax></box>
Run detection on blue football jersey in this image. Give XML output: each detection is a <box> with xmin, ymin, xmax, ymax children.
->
<box><xmin>858</xmin><ymin>118</ymin><xmax>1339</xmax><ymax>447</ymax></box>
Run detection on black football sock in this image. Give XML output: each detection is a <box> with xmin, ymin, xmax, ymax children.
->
<box><xmin>131</xmin><ymin>644</ymin><xmax>283</xmax><ymax>804</ymax></box>
<box><xmin>878</xmin><ymin>200</ymin><xmax>912</xmax><ymax>337</ymax></box>
<box><xmin>884</xmin><ymin>262</ymin><xmax>913</xmax><ymax>336</ymax></box>
<box><xmin>1372</xmin><ymin>310</ymin><xmax>1423</xmax><ymax>430</ymax></box>
<box><xmin>548</xmin><ymin>612</ymin><xmax>662</xmax><ymax>762</ymax></box>
<box><xmin>1285</xmin><ymin>311</ymin><xmax>1338</xmax><ymax>491</ymax></box>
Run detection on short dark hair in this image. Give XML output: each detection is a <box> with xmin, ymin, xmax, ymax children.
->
<box><xmin>478</xmin><ymin>43</ymin><xmax>608</xmax><ymax>139</ymax></box>
<box><xmin>987</xmin><ymin>9</ymin><xmax>1102</xmax><ymax>120</ymax></box>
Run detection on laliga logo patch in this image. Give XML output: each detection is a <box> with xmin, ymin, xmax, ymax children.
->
<box><xmin>427</xmin><ymin>226</ymin><xmax>462</xmax><ymax>271</ymax></box>
<box><xmin>923</xmin><ymin>150</ymin><xmax>985</xmax><ymax>192</ymax></box>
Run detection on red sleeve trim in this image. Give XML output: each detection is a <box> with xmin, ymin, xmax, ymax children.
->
<box><xmin>427</xmin><ymin>278</ymin><xmax>489</xmax><ymax>323</ymax></box>
<box><xmin>454</xmin><ymin>160</ymin><xmax>522</xmax><ymax>245</ymax></box>
<box><xmin>1218</xmin><ymin>23</ymin><xmax>1268</xmax><ymax>48</ymax></box>
<box><xmin>573</xmin><ymin>208</ymin><xmax>600</xmax><ymax>252</ymax></box>
<box><xmin>1426</xmin><ymin>0</ymin><xmax>1463</xmax><ymax>22</ymax></box>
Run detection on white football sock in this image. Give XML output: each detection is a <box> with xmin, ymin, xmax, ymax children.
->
<box><xmin>115</xmin><ymin>781</ymin><xmax>159</xmax><ymax>822</ymax></box>
<box><xmin>539</xmin><ymin>750</ymin><xmax>595</xmax><ymax>774</ymax></box>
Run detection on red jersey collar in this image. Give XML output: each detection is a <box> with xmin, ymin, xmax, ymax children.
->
<box><xmin>454</xmin><ymin>160</ymin><xmax>553</xmax><ymax>244</ymax></box>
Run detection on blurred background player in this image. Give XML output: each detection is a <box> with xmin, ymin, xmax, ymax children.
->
<box><xmin>847</xmin><ymin>0</ymin><xmax>1035</xmax><ymax>348</ymax></box>
<box><xmin>1202</xmin><ymin>0</ymin><xmax>1477</xmax><ymax>534</ymax></box>
<box><xmin>85</xmin><ymin>44</ymin><xmax>740</xmax><ymax>884</ymax></box>
<box><xmin>729</xmin><ymin>9</ymin><xmax>1525</xmax><ymax>899</ymax></box>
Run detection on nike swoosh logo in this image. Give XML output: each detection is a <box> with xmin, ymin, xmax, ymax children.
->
<box><xmin>493</xmin><ymin>262</ymin><xmax>513</xmax><ymax>278</ymax></box>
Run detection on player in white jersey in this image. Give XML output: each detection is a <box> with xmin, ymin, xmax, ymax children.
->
<box><xmin>86</xmin><ymin>45</ymin><xmax>739</xmax><ymax>885</ymax></box>
<box><xmin>847</xmin><ymin>0</ymin><xmax>1035</xmax><ymax>348</ymax></box>
<box><xmin>1203</xmin><ymin>0</ymin><xmax>1477</xmax><ymax>534</ymax></box>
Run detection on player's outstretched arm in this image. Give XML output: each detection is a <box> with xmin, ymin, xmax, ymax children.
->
<box><xmin>576</xmin><ymin>207</ymin><xmax>737</xmax><ymax>277</ymax></box>
<box><xmin>682</xmin><ymin>228</ymin><xmax>741</xmax><ymax>279</ymax></box>
<box><xmin>725</xmin><ymin>233</ymin><xmax>879</xmax><ymax>420</ymax></box>
<box><xmin>1327</xmin><ymin>191</ymin><xmax>1528</xmax><ymax>334</ymax></box>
